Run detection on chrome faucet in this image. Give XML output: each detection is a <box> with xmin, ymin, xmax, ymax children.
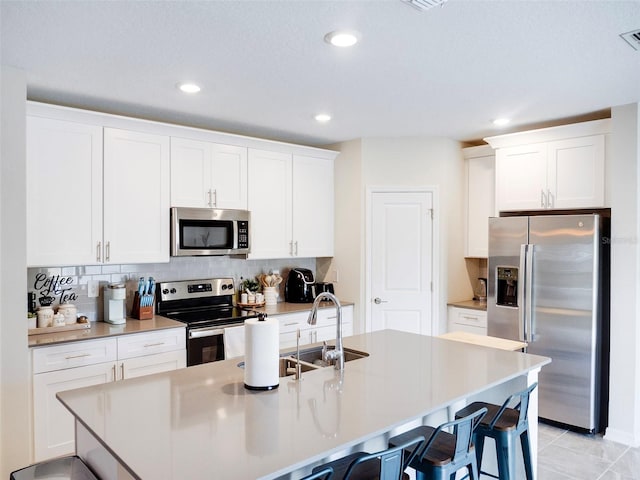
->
<box><xmin>307</xmin><ymin>292</ymin><xmax>344</xmax><ymax>371</ymax></box>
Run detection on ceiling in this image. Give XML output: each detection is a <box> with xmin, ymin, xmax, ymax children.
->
<box><xmin>2</xmin><ymin>0</ymin><xmax>639</xmax><ymax>147</ymax></box>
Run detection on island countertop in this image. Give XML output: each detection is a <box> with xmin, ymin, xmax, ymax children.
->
<box><xmin>58</xmin><ymin>330</ymin><xmax>550</xmax><ymax>480</ymax></box>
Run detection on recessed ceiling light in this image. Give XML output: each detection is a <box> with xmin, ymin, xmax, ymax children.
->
<box><xmin>177</xmin><ymin>83</ymin><xmax>201</xmax><ymax>94</ymax></box>
<box><xmin>324</xmin><ymin>30</ymin><xmax>360</xmax><ymax>48</ymax></box>
<box><xmin>493</xmin><ymin>118</ymin><xmax>511</xmax><ymax>127</ymax></box>
<box><xmin>314</xmin><ymin>113</ymin><xmax>332</xmax><ymax>123</ymax></box>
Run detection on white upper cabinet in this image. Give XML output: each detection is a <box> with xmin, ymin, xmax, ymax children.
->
<box><xmin>27</xmin><ymin>117</ymin><xmax>103</xmax><ymax>266</ymax></box>
<box><xmin>170</xmin><ymin>137</ymin><xmax>247</xmax><ymax>209</ymax></box>
<box><xmin>247</xmin><ymin>149</ymin><xmax>293</xmax><ymax>259</ymax></box>
<box><xmin>103</xmin><ymin>128</ymin><xmax>170</xmax><ymax>264</ymax></box>
<box><xmin>292</xmin><ymin>154</ymin><xmax>334</xmax><ymax>258</ymax></box>
<box><xmin>248</xmin><ymin>149</ymin><xmax>334</xmax><ymax>259</ymax></box>
<box><xmin>486</xmin><ymin>120</ymin><xmax>609</xmax><ymax>212</ymax></box>
<box><xmin>464</xmin><ymin>145</ymin><xmax>495</xmax><ymax>258</ymax></box>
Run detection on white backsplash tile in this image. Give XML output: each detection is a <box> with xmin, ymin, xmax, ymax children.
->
<box><xmin>28</xmin><ymin>256</ymin><xmax>317</xmax><ymax>321</ymax></box>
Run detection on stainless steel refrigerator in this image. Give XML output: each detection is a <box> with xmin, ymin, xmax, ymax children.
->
<box><xmin>488</xmin><ymin>213</ymin><xmax>609</xmax><ymax>433</ymax></box>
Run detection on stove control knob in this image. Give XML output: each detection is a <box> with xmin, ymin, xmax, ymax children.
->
<box><xmin>227</xmin><ymin>283</ymin><xmax>233</xmax><ymax>290</ymax></box>
<box><xmin>162</xmin><ymin>289</ymin><xmax>169</xmax><ymax>295</ymax></box>
<box><xmin>170</xmin><ymin>288</ymin><xmax>177</xmax><ymax>294</ymax></box>
<box><xmin>221</xmin><ymin>284</ymin><xmax>228</xmax><ymax>290</ymax></box>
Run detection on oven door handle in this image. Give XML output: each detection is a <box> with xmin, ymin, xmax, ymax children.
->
<box><xmin>189</xmin><ymin>327</ymin><xmax>225</xmax><ymax>339</ymax></box>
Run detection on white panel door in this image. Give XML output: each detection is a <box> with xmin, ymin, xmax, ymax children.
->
<box><xmin>292</xmin><ymin>154</ymin><xmax>334</xmax><ymax>257</ymax></box>
<box><xmin>496</xmin><ymin>144</ymin><xmax>547</xmax><ymax>211</ymax></box>
<box><xmin>370</xmin><ymin>191</ymin><xmax>433</xmax><ymax>335</ymax></box>
<box><xmin>103</xmin><ymin>128</ymin><xmax>170</xmax><ymax>264</ymax></box>
<box><xmin>26</xmin><ymin>116</ymin><xmax>103</xmax><ymax>266</ymax></box>
<box><xmin>247</xmin><ymin>149</ymin><xmax>292</xmax><ymax>259</ymax></box>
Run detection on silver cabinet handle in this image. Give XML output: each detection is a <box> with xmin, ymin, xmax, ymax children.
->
<box><xmin>294</xmin><ymin>241</ymin><xmax>298</xmax><ymax>256</ymax></box>
<box><xmin>144</xmin><ymin>342</ymin><xmax>165</xmax><ymax>348</ymax></box>
<box><xmin>105</xmin><ymin>241</ymin><xmax>111</xmax><ymax>262</ymax></box>
<box><xmin>120</xmin><ymin>362</ymin><xmax>125</xmax><ymax>380</ymax></box>
<box><xmin>289</xmin><ymin>241</ymin><xmax>294</xmax><ymax>256</ymax></box>
<box><xmin>97</xmin><ymin>242</ymin><xmax>101</xmax><ymax>262</ymax></box>
<box><xmin>212</xmin><ymin>189</ymin><xmax>217</xmax><ymax>207</ymax></box>
<box><xmin>547</xmin><ymin>189</ymin><xmax>554</xmax><ymax>208</ymax></box>
<box><xmin>112</xmin><ymin>364</ymin><xmax>116</xmax><ymax>382</ymax></box>
<box><xmin>373</xmin><ymin>297</ymin><xmax>388</xmax><ymax>304</ymax></box>
<box><xmin>284</xmin><ymin>322</ymin><xmax>301</xmax><ymax>327</ymax></box>
<box><xmin>541</xmin><ymin>190</ymin><xmax>547</xmax><ymax>208</ymax></box>
<box><xmin>207</xmin><ymin>189</ymin><xmax>212</xmax><ymax>207</ymax></box>
<box><xmin>65</xmin><ymin>353</ymin><xmax>91</xmax><ymax>360</ymax></box>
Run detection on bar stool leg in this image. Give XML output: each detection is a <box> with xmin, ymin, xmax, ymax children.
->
<box><xmin>495</xmin><ymin>434</ymin><xmax>512</xmax><ymax>480</ymax></box>
<box><xmin>520</xmin><ymin>429</ymin><xmax>534</xmax><ymax>480</ymax></box>
<box><xmin>473</xmin><ymin>432</ymin><xmax>486</xmax><ymax>472</ymax></box>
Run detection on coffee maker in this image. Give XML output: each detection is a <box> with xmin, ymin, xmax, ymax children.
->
<box><xmin>104</xmin><ymin>283</ymin><xmax>126</xmax><ymax>324</ymax></box>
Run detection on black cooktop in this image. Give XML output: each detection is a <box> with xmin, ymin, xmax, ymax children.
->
<box><xmin>164</xmin><ymin>306</ymin><xmax>259</xmax><ymax>328</ymax></box>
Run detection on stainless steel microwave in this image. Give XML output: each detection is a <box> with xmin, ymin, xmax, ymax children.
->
<box><xmin>170</xmin><ymin>207</ymin><xmax>250</xmax><ymax>256</ymax></box>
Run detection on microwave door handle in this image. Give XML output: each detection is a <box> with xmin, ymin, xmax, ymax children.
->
<box><xmin>518</xmin><ymin>244</ymin><xmax>527</xmax><ymax>342</ymax></box>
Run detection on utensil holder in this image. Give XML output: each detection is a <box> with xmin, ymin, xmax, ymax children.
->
<box><xmin>131</xmin><ymin>292</ymin><xmax>154</xmax><ymax>320</ymax></box>
<box><xmin>263</xmin><ymin>287</ymin><xmax>278</xmax><ymax>306</ymax></box>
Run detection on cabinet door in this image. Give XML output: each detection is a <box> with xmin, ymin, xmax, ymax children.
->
<box><xmin>548</xmin><ymin>135</ymin><xmax>605</xmax><ymax>209</ymax></box>
<box><xmin>33</xmin><ymin>362</ymin><xmax>113</xmax><ymax>461</ymax></box>
<box><xmin>120</xmin><ymin>350</ymin><xmax>186</xmax><ymax>380</ymax></box>
<box><xmin>26</xmin><ymin>116</ymin><xmax>103</xmax><ymax>266</ymax></box>
<box><xmin>495</xmin><ymin>144</ymin><xmax>547</xmax><ymax>211</ymax></box>
<box><xmin>292</xmin><ymin>155</ymin><xmax>334</xmax><ymax>257</ymax></box>
<box><xmin>170</xmin><ymin>137</ymin><xmax>211</xmax><ymax>208</ymax></box>
<box><xmin>466</xmin><ymin>154</ymin><xmax>495</xmax><ymax>258</ymax></box>
<box><xmin>247</xmin><ymin>149</ymin><xmax>292</xmax><ymax>259</ymax></box>
<box><xmin>103</xmin><ymin>128</ymin><xmax>170</xmax><ymax>264</ymax></box>
<box><xmin>210</xmin><ymin>143</ymin><xmax>248</xmax><ymax>209</ymax></box>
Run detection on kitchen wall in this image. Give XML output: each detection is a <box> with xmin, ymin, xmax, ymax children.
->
<box><xmin>27</xmin><ymin>257</ymin><xmax>317</xmax><ymax>322</ymax></box>
<box><xmin>0</xmin><ymin>66</ymin><xmax>30</xmax><ymax>478</ymax></box>
<box><xmin>326</xmin><ymin>136</ymin><xmax>467</xmax><ymax>335</ymax></box>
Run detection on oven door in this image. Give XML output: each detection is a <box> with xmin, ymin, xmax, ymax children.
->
<box><xmin>187</xmin><ymin>324</ymin><xmax>245</xmax><ymax>366</ymax></box>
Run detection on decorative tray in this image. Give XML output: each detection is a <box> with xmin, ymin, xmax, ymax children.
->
<box><xmin>237</xmin><ymin>301</ymin><xmax>266</xmax><ymax>308</ymax></box>
<box><xmin>28</xmin><ymin>322</ymin><xmax>91</xmax><ymax>336</ymax></box>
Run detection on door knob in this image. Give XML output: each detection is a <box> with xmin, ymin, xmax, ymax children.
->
<box><xmin>373</xmin><ymin>297</ymin><xmax>388</xmax><ymax>304</ymax></box>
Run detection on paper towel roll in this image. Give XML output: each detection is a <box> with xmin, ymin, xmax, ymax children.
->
<box><xmin>244</xmin><ymin>316</ymin><xmax>280</xmax><ymax>390</ymax></box>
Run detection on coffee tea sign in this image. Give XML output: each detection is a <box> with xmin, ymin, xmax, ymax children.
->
<box><xmin>33</xmin><ymin>273</ymin><xmax>78</xmax><ymax>306</ymax></box>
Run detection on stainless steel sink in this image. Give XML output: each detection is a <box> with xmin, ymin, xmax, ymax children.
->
<box><xmin>238</xmin><ymin>346</ymin><xmax>369</xmax><ymax>377</ymax></box>
<box><xmin>294</xmin><ymin>346</ymin><xmax>369</xmax><ymax>367</ymax></box>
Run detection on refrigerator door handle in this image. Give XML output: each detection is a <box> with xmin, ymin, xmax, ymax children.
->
<box><xmin>525</xmin><ymin>244</ymin><xmax>535</xmax><ymax>342</ymax></box>
<box><xmin>518</xmin><ymin>244</ymin><xmax>527</xmax><ymax>342</ymax></box>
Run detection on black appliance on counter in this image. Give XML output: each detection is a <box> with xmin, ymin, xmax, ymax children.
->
<box><xmin>285</xmin><ymin>268</ymin><xmax>315</xmax><ymax>303</ymax></box>
<box><xmin>156</xmin><ymin>278</ymin><xmax>259</xmax><ymax>366</ymax></box>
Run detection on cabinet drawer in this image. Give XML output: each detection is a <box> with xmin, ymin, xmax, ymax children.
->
<box><xmin>277</xmin><ymin>312</ymin><xmax>308</xmax><ymax>334</ymax></box>
<box><xmin>117</xmin><ymin>328</ymin><xmax>186</xmax><ymax>360</ymax></box>
<box><xmin>448</xmin><ymin>307</ymin><xmax>487</xmax><ymax>328</ymax></box>
<box><xmin>33</xmin><ymin>338</ymin><xmax>117</xmax><ymax>374</ymax></box>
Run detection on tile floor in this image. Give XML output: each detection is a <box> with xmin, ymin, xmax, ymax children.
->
<box><xmin>537</xmin><ymin>422</ymin><xmax>640</xmax><ymax>480</ymax></box>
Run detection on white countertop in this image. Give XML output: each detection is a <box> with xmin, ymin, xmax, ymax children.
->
<box><xmin>58</xmin><ymin>330</ymin><xmax>550</xmax><ymax>480</ymax></box>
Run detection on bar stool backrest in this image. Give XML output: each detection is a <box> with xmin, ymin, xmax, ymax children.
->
<box><xmin>343</xmin><ymin>435</ymin><xmax>425</xmax><ymax>480</ymax></box>
<box><xmin>488</xmin><ymin>382</ymin><xmax>538</xmax><ymax>431</ymax></box>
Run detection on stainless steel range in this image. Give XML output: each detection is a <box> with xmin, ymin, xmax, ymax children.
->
<box><xmin>156</xmin><ymin>278</ymin><xmax>260</xmax><ymax>366</ymax></box>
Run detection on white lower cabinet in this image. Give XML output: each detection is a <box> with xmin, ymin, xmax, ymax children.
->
<box><xmin>32</xmin><ymin>328</ymin><xmax>185</xmax><ymax>461</ymax></box>
<box><xmin>278</xmin><ymin>305</ymin><xmax>353</xmax><ymax>349</ymax></box>
<box><xmin>447</xmin><ymin>306</ymin><xmax>487</xmax><ymax>336</ymax></box>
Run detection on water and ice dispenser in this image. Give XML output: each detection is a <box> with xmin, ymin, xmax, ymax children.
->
<box><xmin>496</xmin><ymin>267</ymin><xmax>519</xmax><ymax>307</ymax></box>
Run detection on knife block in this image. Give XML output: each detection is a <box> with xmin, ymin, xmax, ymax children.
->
<box><xmin>131</xmin><ymin>292</ymin><xmax>154</xmax><ymax>320</ymax></box>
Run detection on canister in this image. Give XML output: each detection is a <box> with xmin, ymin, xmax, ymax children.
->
<box><xmin>58</xmin><ymin>303</ymin><xmax>78</xmax><ymax>325</ymax></box>
<box><xmin>37</xmin><ymin>306</ymin><xmax>54</xmax><ymax>328</ymax></box>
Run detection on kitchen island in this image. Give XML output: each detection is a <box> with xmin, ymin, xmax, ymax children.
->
<box><xmin>58</xmin><ymin>330</ymin><xmax>550</xmax><ymax>480</ymax></box>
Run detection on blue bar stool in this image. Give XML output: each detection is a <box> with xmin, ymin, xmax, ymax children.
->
<box><xmin>301</xmin><ymin>466</ymin><xmax>334</xmax><ymax>480</ymax></box>
<box><xmin>10</xmin><ymin>456</ymin><xmax>97</xmax><ymax>480</ymax></box>
<box><xmin>387</xmin><ymin>408</ymin><xmax>487</xmax><ymax>480</ymax></box>
<box><xmin>454</xmin><ymin>382</ymin><xmax>538</xmax><ymax>480</ymax></box>
<box><xmin>309</xmin><ymin>435</ymin><xmax>425</xmax><ymax>480</ymax></box>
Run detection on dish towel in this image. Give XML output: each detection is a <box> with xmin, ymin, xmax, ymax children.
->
<box><xmin>224</xmin><ymin>325</ymin><xmax>245</xmax><ymax>359</ymax></box>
